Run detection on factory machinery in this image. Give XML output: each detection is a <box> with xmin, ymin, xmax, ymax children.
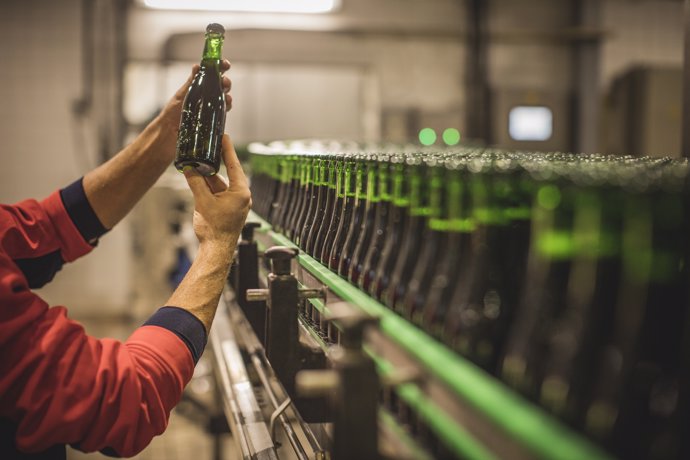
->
<box><xmin>203</xmin><ymin>140</ymin><xmax>690</xmax><ymax>460</ymax></box>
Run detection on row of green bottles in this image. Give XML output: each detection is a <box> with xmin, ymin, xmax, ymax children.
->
<box><xmin>248</xmin><ymin>141</ymin><xmax>690</xmax><ymax>460</ymax></box>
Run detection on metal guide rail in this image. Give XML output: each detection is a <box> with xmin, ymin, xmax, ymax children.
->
<box><xmin>208</xmin><ymin>224</ymin><xmax>429</xmax><ymax>460</ymax></box>
<box><xmin>242</xmin><ymin>210</ymin><xmax>612</xmax><ymax>460</ymax></box>
<box><xmin>211</xmin><ymin>288</ymin><xmax>333</xmax><ymax>460</ymax></box>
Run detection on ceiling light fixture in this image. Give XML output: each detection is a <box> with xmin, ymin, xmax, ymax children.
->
<box><xmin>142</xmin><ymin>0</ymin><xmax>339</xmax><ymax>14</ymax></box>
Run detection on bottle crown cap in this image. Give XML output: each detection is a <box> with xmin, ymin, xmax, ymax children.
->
<box><xmin>206</xmin><ymin>23</ymin><xmax>225</xmax><ymax>36</ymax></box>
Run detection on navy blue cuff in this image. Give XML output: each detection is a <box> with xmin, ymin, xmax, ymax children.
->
<box><xmin>60</xmin><ymin>177</ymin><xmax>108</xmax><ymax>244</ymax></box>
<box><xmin>143</xmin><ymin>307</ymin><xmax>207</xmax><ymax>364</ymax></box>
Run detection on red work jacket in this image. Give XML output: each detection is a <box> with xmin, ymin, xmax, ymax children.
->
<box><xmin>0</xmin><ymin>179</ymin><xmax>206</xmax><ymax>458</ymax></box>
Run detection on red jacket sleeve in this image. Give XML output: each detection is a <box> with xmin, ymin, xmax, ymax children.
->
<box><xmin>0</xmin><ymin>181</ymin><xmax>207</xmax><ymax>456</ymax></box>
<box><xmin>0</xmin><ymin>254</ymin><xmax>197</xmax><ymax>456</ymax></box>
<box><xmin>0</xmin><ymin>178</ymin><xmax>107</xmax><ymax>288</ymax></box>
<box><xmin>1</xmin><ymin>180</ymin><xmax>101</xmax><ymax>262</ymax></box>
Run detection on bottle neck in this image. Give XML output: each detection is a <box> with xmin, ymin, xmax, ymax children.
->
<box><xmin>355</xmin><ymin>164</ymin><xmax>366</xmax><ymax>201</ymax></box>
<box><xmin>409</xmin><ymin>165</ymin><xmax>433</xmax><ymax>217</ymax></box>
<box><xmin>327</xmin><ymin>160</ymin><xmax>337</xmax><ymax>190</ymax></box>
<box><xmin>366</xmin><ymin>163</ymin><xmax>379</xmax><ymax>203</ymax></box>
<box><xmin>533</xmin><ymin>182</ymin><xmax>574</xmax><ymax>261</ymax></box>
<box><xmin>300</xmin><ymin>159</ymin><xmax>309</xmax><ymax>186</ymax></box>
<box><xmin>333</xmin><ymin>160</ymin><xmax>343</xmax><ymax>193</ymax></box>
<box><xmin>312</xmin><ymin>159</ymin><xmax>323</xmax><ymax>186</ymax></box>
<box><xmin>392</xmin><ymin>163</ymin><xmax>410</xmax><ymax>208</ymax></box>
<box><xmin>279</xmin><ymin>158</ymin><xmax>290</xmax><ymax>184</ymax></box>
<box><xmin>378</xmin><ymin>164</ymin><xmax>391</xmax><ymax>202</ymax></box>
<box><xmin>340</xmin><ymin>161</ymin><xmax>356</xmax><ymax>199</ymax></box>
<box><xmin>471</xmin><ymin>174</ymin><xmax>508</xmax><ymax>227</ymax></box>
<box><xmin>269</xmin><ymin>156</ymin><xmax>280</xmax><ymax>181</ymax></box>
<box><xmin>429</xmin><ymin>169</ymin><xmax>475</xmax><ymax>233</ymax></box>
<box><xmin>202</xmin><ymin>34</ymin><xmax>223</xmax><ymax>64</ymax></box>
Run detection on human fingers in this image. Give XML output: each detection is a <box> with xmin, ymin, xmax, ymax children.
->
<box><xmin>205</xmin><ymin>174</ymin><xmax>229</xmax><ymax>194</ymax></box>
<box><xmin>183</xmin><ymin>167</ymin><xmax>213</xmax><ymax>205</ymax></box>
<box><xmin>174</xmin><ymin>64</ymin><xmax>200</xmax><ymax>100</ymax></box>
<box><xmin>221</xmin><ymin>135</ymin><xmax>249</xmax><ymax>191</ymax></box>
<box><xmin>222</xmin><ymin>75</ymin><xmax>233</xmax><ymax>110</ymax></box>
<box><xmin>220</xmin><ymin>59</ymin><xmax>231</xmax><ymax>73</ymax></box>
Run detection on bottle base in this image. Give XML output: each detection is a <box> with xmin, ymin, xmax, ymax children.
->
<box><xmin>176</xmin><ymin>160</ymin><xmax>217</xmax><ymax>177</ymax></box>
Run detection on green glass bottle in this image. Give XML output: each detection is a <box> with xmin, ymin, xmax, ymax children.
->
<box><xmin>175</xmin><ymin>23</ymin><xmax>226</xmax><ymax>176</ymax></box>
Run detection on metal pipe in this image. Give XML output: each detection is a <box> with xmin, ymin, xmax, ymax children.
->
<box><xmin>683</xmin><ymin>0</ymin><xmax>690</xmax><ymax>157</ymax></box>
<box><xmin>573</xmin><ymin>0</ymin><xmax>602</xmax><ymax>154</ymax></box>
<box><xmin>465</xmin><ymin>0</ymin><xmax>490</xmax><ymax>144</ymax></box>
<box><xmin>249</xmin><ymin>353</ymin><xmax>310</xmax><ymax>460</ymax></box>
<box><xmin>227</xmin><ymin>290</ymin><xmax>326</xmax><ymax>457</ymax></box>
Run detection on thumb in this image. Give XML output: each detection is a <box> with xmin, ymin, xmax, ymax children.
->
<box><xmin>183</xmin><ymin>167</ymin><xmax>212</xmax><ymax>205</ymax></box>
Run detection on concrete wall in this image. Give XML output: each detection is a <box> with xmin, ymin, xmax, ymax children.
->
<box><xmin>601</xmin><ymin>0</ymin><xmax>684</xmax><ymax>89</ymax></box>
<box><xmin>0</xmin><ymin>0</ymin><xmax>132</xmax><ymax>318</ymax></box>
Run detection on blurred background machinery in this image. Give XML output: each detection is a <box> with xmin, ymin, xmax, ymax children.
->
<box><xmin>1</xmin><ymin>0</ymin><xmax>690</xmax><ymax>459</ymax></box>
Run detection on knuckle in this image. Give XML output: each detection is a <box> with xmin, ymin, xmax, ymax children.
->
<box><xmin>238</xmin><ymin>188</ymin><xmax>252</xmax><ymax>205</ymax></box>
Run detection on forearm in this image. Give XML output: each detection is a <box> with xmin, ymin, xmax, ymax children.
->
<box><xmin>82</xmin><ymin>117</ymin><xmax>176</xmax><ymax>229</ymax></box>
<box><xmin>167</xmin><ymin>241</ymin><xmax>235</xmax><ymax>332</ymax></box>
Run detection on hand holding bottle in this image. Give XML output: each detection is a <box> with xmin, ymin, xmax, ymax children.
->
<box><xmin>183</xmin><ymin>134</ymin><xmax>251</xmax><ymax>250</ymax></box>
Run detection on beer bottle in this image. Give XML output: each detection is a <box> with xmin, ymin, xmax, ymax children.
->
<box><xmin>585</xmin><ymin>161</ymin><xmax>689</xmax><ymax>459</ymax></box>
<box><xmin>500</xmin><ymin>157</ymin><xmax>576</xmax><ymax>400</ymax></box>
<box><xmin>248</xmin><ymin>150</ymin><xmax>277</xmax><ymax>219</ymax></box>
<box><xmin>419</xmin><ymin>154</ymin><xmax>475</xmax><ymax>332</ymax></box>
<box><xmin>294</xmin><ymin>154</ymin><xmax>316</xmax><ymax>246</ymax></box>
<box><xmin>305</xmin><ymin>155</ymin><xmax>332</xmax><ymax>255</ymax></box>
<box><xmin>538</xmin><ymin>163</ymin><xmax>623</xmax><ymax>423</ymax></box>
<box><xmin>337</xmin><ymin>156</ymin><xmax>368</xmax><ymax>276</ymax></box>
<box><xmin>383</xmin><ymin>156</ymin><xmax>440</xmax><ymax>310</ymax></box>
<box><xmin>325</xmin><ymin>155</ymin><xmax>355</xmax><ymax>267</ymax></box>
<box><xmin>402</xmin><ymin>154</ymin><xmax>465</xmax><ymax>321</ymax></box>
<box><xmin>348</xmin><ymin>156</ymin><xmax>382</xmax><ymax>284</ymax></box>
<box><xmin>359</xmin><ymin>157</ymin><xmax>394</xmax><ymax>291</ymax></box>
<box><xmin>299</xmin><ymin>155</ymin><xmax>324</xmax><ymax>250</ymax></box>
<box><xmin>443</xmin><ymin>154</ymin><xmax>532</xmax><ymax>374</ymax></box>
<box><xmin>278</xmin><ymin>153</ymin><xmax>299</xmax><ymax>234</ymax></box>
<box><xmin>285</xmin><ymin>155</ymin><xmax>306</xmax><ymax>240</ymax></box>
<box><xmin>270</xmin><ymin>154</ymin><xmax>290</xmax><ymax>228</ymax></box>
<box><xmin>314</xmin><ymin>155</ymin><xmax>341</xmax><ymax>262</ymax></box>
<box><xmin>175</xmin><ymin>23</ymin><xmax>227</xmax><ymax>176</ymax></box>
<box><xmin>370</xmin><ymin>155</ymin><xmax>411</xmax><ymax>299</ymax></box>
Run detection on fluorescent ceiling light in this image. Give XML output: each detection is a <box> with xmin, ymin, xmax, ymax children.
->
<box><xmin>142</xmin><ymin>0</ymin><xmax>339</xmax><ymax>13</ymax></box>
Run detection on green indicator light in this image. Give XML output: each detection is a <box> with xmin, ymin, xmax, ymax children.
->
<box><xmin>537</xmin><ymin>231</ymin><xmax>575</xmax><ymax>259</ymax></box>
<box><xmin>419</xmin><ymin>128</ymin><xmax>437</xmax><ymax>146</ymax></box>
<box><xmin>537</xmin><ymin>185</ymin><xmax>561</xmax><ymax>210</ymax></box>
<box><xmin>443</xmin><ymin>128</ymin><xmax>461</xmax><ymax>146</ymax></box>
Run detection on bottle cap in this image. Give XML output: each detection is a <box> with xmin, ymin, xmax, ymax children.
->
<box><xmin>206</xmin><ymin>23</ymin><xmax>225</xmax><ymax>36</ymax></box>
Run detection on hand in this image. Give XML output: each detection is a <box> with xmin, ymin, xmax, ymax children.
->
<box><xmin>183</xmin><ymin>134</ymin><xmax>251</xmax><ymax>249</ymax></box>
<box><xmin>155</xmin><ymin>60</ymin><xmax>233</xmax><ymax>162</ymax></box>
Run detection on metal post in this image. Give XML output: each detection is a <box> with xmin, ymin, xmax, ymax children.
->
<box><xmin>235</xmin><ymin>223</ymin><xmax>265</xmax><ymax>343</ymax></box>
<box><xmin>683</xmin><ymin>0</ymin><xmax>690</xmax><ymax>157</ymax></box>
<box><xmin>465</xmin><ymin>0</ymin><xmax>490</xmax><ymax>144</ymax></box>
<box><xmin>263</xmin><ymin>248</ymin><xmax>301</xmax><ymax>395</ymax></box>
<box><xmin>574</xmin><ymin>0</ymin><xmax>602</xmax><ymax>154</ymax></box>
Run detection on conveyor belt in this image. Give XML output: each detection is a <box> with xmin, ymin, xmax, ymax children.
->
<box><xmin>249</xmin><ymin>209</ymin><xmax>612</xmax><ymax>460</ymax></box>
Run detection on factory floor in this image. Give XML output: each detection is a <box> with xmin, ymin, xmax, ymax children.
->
<box><xmin>65</xmin><ymin>317</ymin><xmax>236</xmax><ymax>460</ymax></box>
